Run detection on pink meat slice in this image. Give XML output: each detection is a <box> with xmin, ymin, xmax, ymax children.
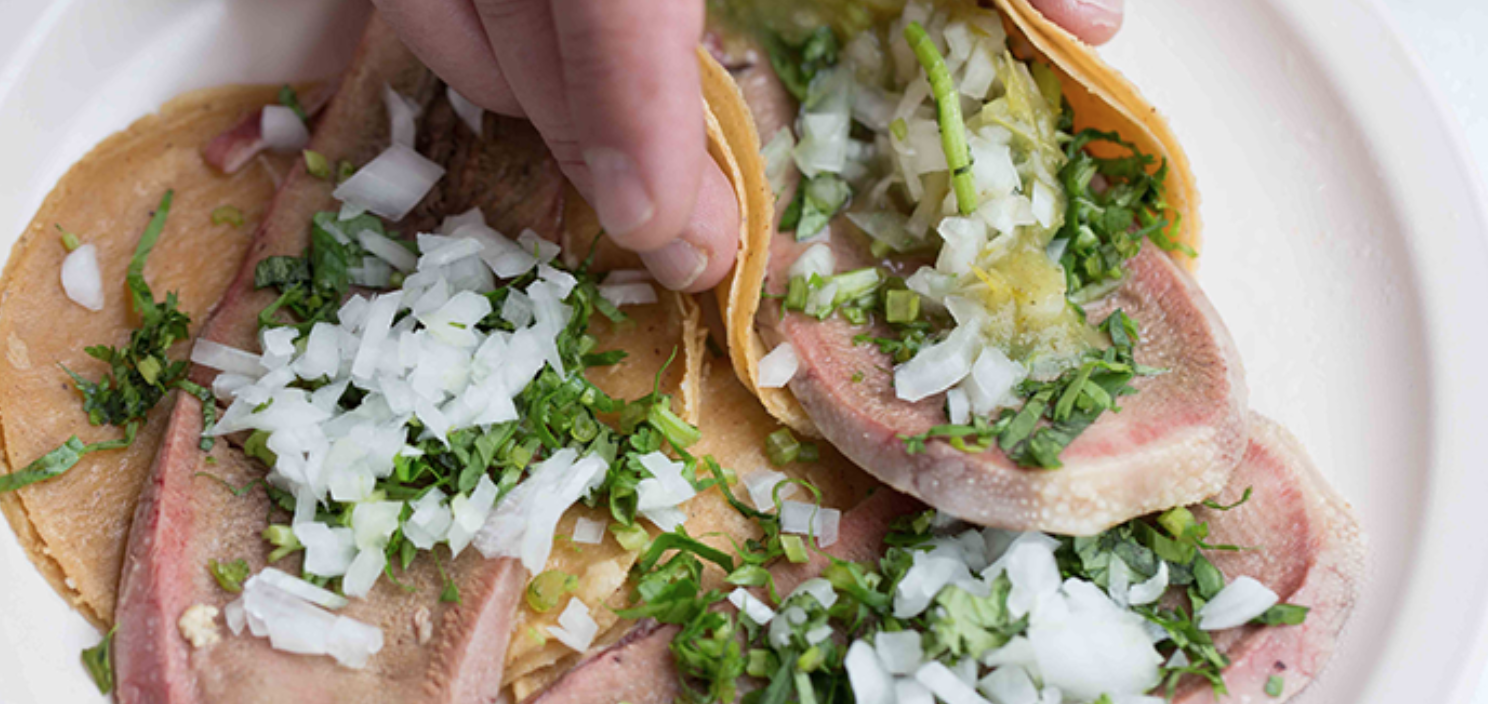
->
<box><xmin>201</xmin><ymin>81</ymin><xmax>339</xmax><ymax>175</ymax></box>
<box><xmin>712</xmin><ymin>30</ymin><xmax>1247</xmax><ymax>535</ymax></box>
<box><xmin>1175</xmin><ymin>413</ymin><xmax>1364</xmax><ymax>703</ymax></box>
<box><xmin>114</xmin><ymin>13</ymin><xmax>564</xmax><ymax>704</ymax></box>
<box><xmin>525</xmin><ymin>489</ymin><xmax>925</xmax><ymax>704</ymax></box>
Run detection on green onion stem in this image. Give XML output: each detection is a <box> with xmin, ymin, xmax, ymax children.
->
<box><xmin>904</xmin><ymin>22</ymin><xmax>977</xmax><ymax>215</ymax></box>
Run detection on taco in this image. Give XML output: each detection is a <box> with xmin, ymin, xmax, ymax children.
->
<box><xmin>0</xmin><ymin>84</ymin><xmax>315</xmax><ymax>627</ymax></box>
<box><xmin>712</xmin><ymin>0</ymin><xmax>1246</xmax><ymax>535</ymax></box>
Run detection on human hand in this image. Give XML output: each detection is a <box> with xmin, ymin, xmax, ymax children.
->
<box><xmin>373</xmin><ymin>0</ymin><xmax>1125</xmax><ymax>293</ymax></box>
<box><xmin>1029</xmin><ymin>0</ymin><xmax>1125</xmax><ymax>45</ymax></box>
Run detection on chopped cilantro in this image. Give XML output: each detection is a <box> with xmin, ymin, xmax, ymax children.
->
<box><xmin>303</xmin><ymin>150</ymin><xmax>331</xmax><ymax>180</ymax></box>
<box><xmin>1055</xmin><ymin>128</ymin><xmax>1192</xmax><ymax>302</ymax></box>
<box><xmin>1265</xmin><ymin>675</ymin><xmax>1285</xmax><ymax>697</ymax></box>
<box><xmin>80</xmin><ymin>626</ymin><xmax>116</xmax><ymax>694</ymax></box>
<box><xmin>763</xmin><ymin>26</ymin><xmax>839</xmax><ymax>102</ymax></box>
<box><xmin>902</xmin><ymin>310</ymin><xmax>1150</xmax><ymax>468</ymax></box>
<box><xmin>278</xmin><ymin>84</ymin><xmax>308</xmax><ymax>122</ymax></box>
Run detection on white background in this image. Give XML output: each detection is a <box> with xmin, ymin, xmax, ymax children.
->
<box><xmin>0</xmin><ymin>0</ymin><xmax>1484</xmax><ymax>701</ymax></box>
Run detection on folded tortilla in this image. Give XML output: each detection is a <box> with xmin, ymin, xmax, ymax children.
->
<box><xmin>0</xmin><ymin>85</ymin><xmax>301</xmax><ymax>627</ymax></box>
<box><xmin>712</xmin><ymin>0</ymin><xmax>1203</xmax><ymax>435</ymax></box>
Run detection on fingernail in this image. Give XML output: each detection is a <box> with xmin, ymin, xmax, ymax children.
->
<box><xmin>641</xmin><ymin>238</ymin><xmax>708</xmax><ymax>290</ymax></box>
<box><xmin>583</xmin><ymin>147</ymin><xmax>655</xmax><ymax>237</ymax></box>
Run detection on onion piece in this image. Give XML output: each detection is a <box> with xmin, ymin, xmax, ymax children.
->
<box><xmin>779</xmin><ymin>500</ymin><xmax>841</xmax><ymax>547</ymax></box>
<box><xmin>333</xmin><ymin>143</ymin><xmax>446</xmax><ymax>221</ymax></box>
<box><xmin>260</xmin><ymin>105</ymin><xmax>310</xmax><ymax>152</ymax></box>
<box><xmin>256</xmin><ymin>567</ymin><xmax>349</xmax><ymax>610</ymax></box>
<box><xmin>791</xmin><ymin>578</ymin><xmax>839</xmax><ymax>610</ymax></box>
<box><xmin>447</xmin><ymin>86</ymin><xmax>483</xmax><ymax>137</ymax></box>
<box><xmin>548</xmin><ymin>597</ymin><xmax>599</xmax><ymax>652</ymax></box>
<box><xmin>977</xmin><ymin>666</ymin><xmax>1039</xmax><ymax>704</ymax></box>
<box><xmin>757</xmin><ymin>343</ymin><xmax>799</xmax><ymax>389</ymax></box>
<box><xmin>383</xmin><ymin>84</ymin><xmax>419</xmax><ymax>149</ymax></box>
<box><xmin>358</xmin><ymin>230</ymin><xmax>417</xmax><ymax>272</ymax></box>
<box><xmin>191</xmin><ymin>339</ymin><xmax>266</xmax><ymax>377</ymax></box>
<box><xmin>915</xmin><ymin>661</ymin><xmax>992</xmax><ymax>704</ymax></box>
<box><xmin>845</xmin><ymin>641</ymin><xmax>896</xmax><ymax>704</ymax></box>
<box><xmin>1196</xmin><ymin>576</ymin><xmax>1279</xmax><ymax>630</ymax></box>
<box><xmin>60</xmin><ymin>244</ymin><xmax>104</xmax><ymax>311</ymax></box>
<box><xmin>745</xmin><ymin>469</ymin><xmax>798</xmax><ymax>511</ymax></box>
<box><xmin>1127</xmin><ymin>561</ymin><xmax>1169</xmax><ymax>606</ymax></box>
<box><xmin>597</xmin><ymin>282</ymin><xmax>657</xmax><ymax>308</ymax></box>
<box><xmin>875</xmin><ymin>630</ymin><xmax>924</xmax><ymax>675</ymax></box>
<box><xmin>572</xmin><ymin>516</ymin><xmax>606</xmax><ymax>545</ymax></box>
<box><xmin>727</xmin><ymin>588</ymin><xmax>776</xmax><ymax>626</ymax></box>
<box><xmin>894</xmin><ymin>323</ymin><xmax>979</xmax><ymax>402</ymax></box>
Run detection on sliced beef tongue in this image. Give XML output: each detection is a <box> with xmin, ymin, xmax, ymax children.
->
<box><xmin>713</xmin><ymin>26</ymin><xmax>1247</xmax><ymax>535</ymax></box>
<box><xmin>760</xmin><ymin>240</ymin><xmax>1248</xmax><ymax>536</ymax></box>
<box><xmin>525</xmin><ymin>489</ymin><xmax>926</xmax><ymax>704</ymax></box>
<box><xmin>1176</xmin><ymin>413</ymin><xmax>1365</xmax><ymax>703</ymax></box>
<box><xmin>115</xmin><ymin>12</ymin><xmax>563</xmax><ymax>704</ymax></box>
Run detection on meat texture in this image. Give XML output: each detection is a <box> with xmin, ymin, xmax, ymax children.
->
<box><xmin>114</xmin><ymin>13</ymin><xmax>564</xmax><ymax>704</ymax></box>
<box><xmin>1176</xmin><ymin>413</ymin><xmax>1364</xmax><ymax>703</ymax></box>
<box><xmin>717</xmin><ymin>28</ymin><xmax>1247</xmax><ymax>535</ymax></box>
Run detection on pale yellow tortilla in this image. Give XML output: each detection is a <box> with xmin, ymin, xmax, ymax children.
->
<box><xmin>699</xmin><ymin>46</ymin><xmax>822</xmax><ymax>438</ymax></box>
<box><xmin>0</xmin><ymin>84</ymin><xmax>300</xmax><ymax>627</ymax></box>
<box><xmin>995</xmin><ymin>0</ymin><xmax>1202</xmax><ymax>262</ymax></box>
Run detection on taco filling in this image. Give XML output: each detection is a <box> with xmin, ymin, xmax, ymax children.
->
<box><xmin>715</xmin><ymin>0</ymin><xmax>1247</xmax><ymax>534</ymax></box>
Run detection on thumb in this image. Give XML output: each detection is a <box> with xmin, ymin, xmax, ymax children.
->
<box><xmin>1028</xmin><ymin>0</ymin><xmax>1125</xmax><ymax>46</ymax></box>
<box><xmin>551</xmin><ymin>0</ymin><xmax>738</xmax><ymax>289</ymax></box>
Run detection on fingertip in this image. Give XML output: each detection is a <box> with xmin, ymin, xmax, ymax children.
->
<box><xmin>640</xmin><ymin>158</ymin><xmax>740</xmax><ymax>292</ymax></box>
<box><xmin>1028</xmin><ymin>0</ymin><xmax>1124</xmax><ymax>46</ymax></box>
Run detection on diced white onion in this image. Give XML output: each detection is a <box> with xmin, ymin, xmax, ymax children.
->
<box><xmin>915</xmin><ymin>661</ymin><xmax>992</xmax><ymax>704</ymax></box>
<box><xmin>261</xmin><ymin>105</ymin><xmax>310</xmax><ymax>152</ymax></box>
<box><xmin>240</xmin><ymin>569</ymin><xmax>382</xmax><ymax>669</ymax></box>
<box><xmin>341</xmin><ymin>548</ymin><xmax>387</xmax><ymax>598</ymax></box>
<box><xmin>1196</xmin><ymin>576</ymin><xmax>1279</xmax><ymax>631</ymax></box>
<box><xmin>897</xmin><ymin>678</ymin><xmax>936</xmax><ymax>704</ymax></box>
<box><xmin>1127</xmin><ymin>561</ymin><xmax>1169</xmax><ymax>606</ymax></box>
<box><xmin>978</xmin><ymin>666</ymin><xmax>1039</xmax><ymax>704</ymax></box>
<box><xmin>296</xmin><ymin>522</ymin><xmax>357</xmax><ymax>578</ymax></box>
<box><xmin>358</xmin><ymin>230</ymin><xmax>418</xmax><ymax>272</ymax></box>
<box><xmin>549</xmin><ymin>597</ymin><xmax>599</xmax><ymax>652</ymax></box>
<box><xmin>846</xmin><ymin>640</ymin><xmax>896</xmax><ymax>704</ymax></box>
<box><xmin>333</xmin><ymin>143</ymin><xmax>446</xmax><ymax>221</ymax></box>
<box><xmin>895</xmin><ymin>323</ymin><xmax>979</xmax><ymax>402</ymax></box>
<box><xmin>758</xmin><ymin>343</ymin><xmax>800</xmax><ymax>389</ymax></box>
<box><xmin>383</xmin><ymin>84</ymin><xmax>419</xmax><ymax>149</ymax></box>
<box><xmin>192</xmin><ymin>339</ymin><xmax>266</xmax><ymax>377</ymax></box>
<box><xmin>728</xmin><ymin>589</ymin><xmax>777</xmax><ymax>626</ymax></box>
<box><xmin>447</xmin><ymin>87</ymin><xmax>484</xmax><ymax>137</ymax></box>
<box><xmin>256</xmin><ymin>567</ymin><xmax>351</xmax><ymax>610</ymax></box>
<box><xmin>745</xmin><ymin>469</ymin><xmax>798</xmax><ymax>511</ymax></box>
<box><xmin>792</xmin><ymin>578</ymin><xmax>839</xmax><ymax>610</ymax></box>
<box><xmin>60</xmin><ymin>244</ymin><xmax>104</xmax><ymax>311</ymax></box>
<box><xmin>597</xmin><ymin>282</ymin><xmax>657</xmax><ymax>308</ymax></box>
<box><xmin>946</xmin><ymin>387</ymin><xmax>971</xmax><ymax>424</ymax></box>
<box><xmin>572</xmin><ymin>516</ymin><xmax>607</xmax><ymax>545</ymax></box>
<box><xmin>875</xmin><ymin>630</ymin><xmax>924</xmax><ymax>675</ymax></box>
<box><xmin>761</xmin><ymin>128</ymin><xmax>797</xmax><ymax>196</ymax></box>
<box><xmin>778</xmin><ymin>500</ymin><xmax>840</xmax><ymax>547</ymax></box>
<box><xmin>789</xmin><ymin>243</ymin><xmax>836</xmax><ymax>280</ymax></box>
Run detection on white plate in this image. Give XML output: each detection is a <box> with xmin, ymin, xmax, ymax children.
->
<box><xmin>0</xmin><ymin>0</ymin><xmax>1486</xmax><ymax>702</ymax></box>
